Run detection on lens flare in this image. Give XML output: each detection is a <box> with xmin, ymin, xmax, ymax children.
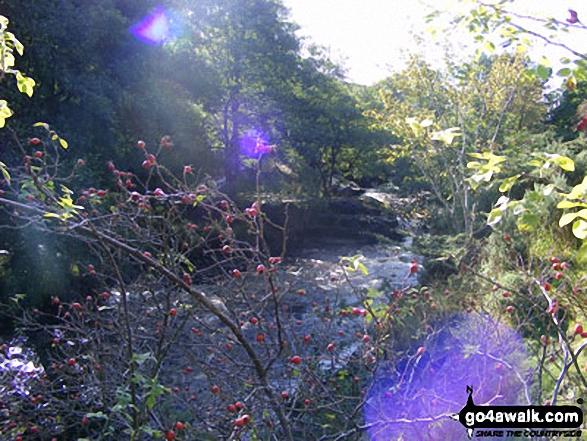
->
<box><xmin>129</xmin><ymin>6</ymin><xmax>183</xmax><ymax>46</ymax></box>
<box><xmin>239</xmin><ymin>130</ymin><xmax>274</xmax><ymax>159</ymax></box>
<box><xmin>364</xmin><ymin>314</ymin><xmax>528</xmax><ymax>440</ymax></box>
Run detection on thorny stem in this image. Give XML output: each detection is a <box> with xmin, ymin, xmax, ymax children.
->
<box><xmin>0</xmin><ymin>196</ymin><xmax>295</xmax><ymax>441</ymax></box>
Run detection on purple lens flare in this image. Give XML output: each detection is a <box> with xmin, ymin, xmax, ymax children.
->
<box><xmin>364</xmin><ymin>314</ymin><xmax>529</xmax><ymax>440</ymax></box>
<box><xmin>130</xmin><ymin>6</ymin><xmax>184</xmax><ymax>46</ymax></box>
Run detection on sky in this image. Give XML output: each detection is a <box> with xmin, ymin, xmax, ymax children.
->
<box><xmin>282</xmin><ymin>0</ymin><xmax>581</xmax><ymax>85</ymax></box>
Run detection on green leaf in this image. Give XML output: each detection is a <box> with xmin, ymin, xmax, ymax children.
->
<box><xmin>573</xmin><ymin>219</ymin><xmax>587</xmax><ymax>239</ymax></box>
<box><xmin>33</xmin><ymin>122</ymin><xmax>49</xmax><ymax>130</ymax></box>
<box><xmin>431</xmin><ymin>127</ymin><xmax>461</xmax><ymax>145</ymax></box>
<box><xmin>559</xmin><ymin>212</ymin><xmax>579</xmax><ymax>227</ymax></box>
<box><xmin>557</xmin><ymin>67</ymin><xmax>572</xmax><ymax>77</ymax></box>
<box><xmin>557</xmin><ymin>200</ymin><xmax>587</xmax><ymax>209</ymax></box>
<box><xmin>517</xmin><ymin>213</ymin><xmax>538</xmax><ymax>231</ymax></box>
<box><xmin>576</xmin><ymin>243</ymin><xmax>587</xmax><ymax>266</ymax></box>
<box><xmin>0</xmin><ymin>161</ymin><xmax>10</xmax><ymax>183</ymax></box>
<box><xmin>537</xmin><ymin>64</ymin><xmax>552</xmax><ymax>80</ymax></box>
<box><xmin>484</xmin><ymin>40</ymin><xmax>495</xmax><ymax>53</ymax></box>
<box><xmin>0</xmin><ymin>100</ymin><xmax>13</xmax><ymax>127</ymax></box>
<box><xmin>548</xmin><ymin>154</ymin><xmax>574</xmax><ymax>171</ymax></box>
<box><xmin>499</xmin><ymin>174</ymin><xmax>521</xmax><ymax>193</ymax></box>
<box><xmin>487</xmin><ymin>208</ymin><xmax>503</xmax><ymax>226</ymax></box>
<box><xmin>15</xmin><ymin>72</ymin><xmax>35</xmax><ymax>97</ymax></box>
<box><xmin>145</xmin><ymin>394</ymin><xmax>156</xmax><ymax>410</ymax></box>
<box><xmin>85</xmin><ymin>412</ymin><xmax>107</xmax><ymax>419</ymax></box>
<box><xmin>58</xmin><ymin>137</ymin><xmax>68</xmax><ymax>149</ymax></box>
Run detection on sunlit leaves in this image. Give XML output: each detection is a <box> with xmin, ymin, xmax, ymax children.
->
<box><xmin>430</xmin><ymin>127</ymin><xmax>462</xmax><ymax>145</ymax></box>
<box><xmin>340</xmin><ymin>254</ymin><xmax>368</xmax><ymax>276</ymax></box>
<box><xmin>0</xmin><ymin>15</ymin><xmax>34</xmax><ymax>130</ymax></box>
<box><xmin>15</xmin><ymin>72</ymin><xmax>35</xmax><ymax>97</ymax></box>
<box><xmin>0</xmin><ymin>161</ymin><xmax>9</xmax><ymax>183</ymax></box>
<box><xmin>544</xmin><ymin>153</ymin><xmax>574</xmax><ymax>172</ymax></box>
<box><xmin>0</xmin><ymin>100</ymin><xmax>13</xmax><ymax>128</ymax></box>
<box><xmin>466</xmin><ymin>151</ymin><xmax>506</xmax><ymax>190</ymax></box>
<box><xmin>33</xmin><ymin>122</ymin><xmax>68</xmax><ymax>149</ymax></box>
<box><xmin>498</xmin><ymin>174</ymin><xmax>521</xmax><ymax>193</ymax></box>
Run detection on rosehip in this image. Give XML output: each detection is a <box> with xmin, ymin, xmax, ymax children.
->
<box><xmin>290</xmin><ymin>355</ymin><xmax>302</xmax><ymax>365</ymax></box>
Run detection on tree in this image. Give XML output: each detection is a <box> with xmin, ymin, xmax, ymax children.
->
<box><xmin>366</xmin><ymin>52</ymin><xmax>546</xmax><ymax>234</ymax></box>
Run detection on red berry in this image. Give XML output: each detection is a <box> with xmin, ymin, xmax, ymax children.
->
<box><xmin>502</xmin><ymin>291</ymin><xmax>510</xmax><ymax>298</ymax></box>
<box><xmin>575</xmin><ymin>323</ymin><xmax>584</xmax><ymax>335</ymax></box>
<box><xmin>555</xmin><ymin>272</ymin><xmax>563</xmax><ymax>280</ymax></box>
<box><xmin>256</xmin><ymin>333</ymin><xmax>265</xmax><ymax>342</ymax></box>
<box><xmin>362</xmin><ymin>334</ymin><xmax>371</xmax><ymax>343</ymax></box>
<box><xmin>97</xmin><ymin>189</ymin><xmax>106</xmax><ymax>197</ymax></box>
<box><xmin>506</xmin><ymin>305</ymin><xmax>515</xmax><ymax>313</ymax></box>
<box><xmin>183</xmin><ymin>273</ymin><xmax>192</xmax><ymax>286</ymax></box>
<box><xmin>175</xmin><ymin>422</ymin><xmax>185</xmax><ymax>431</ymax></box>
<box><xmin>326</xmin><ymin>343</ymin><xmax>335</xmax><ymax>351</ymax></box>
<box><xmin>169</xmin><ymin>308</ymin><xmax>177</xmax><ymax>316</ymax></box>
<box><xmin>232</xmin><ymin>269</ymin><xmax>242</xmax><ymax>277</ymax></box>
<box><xmin>409</xmin><ymin>260</ymin><xmax>419</xmax><ymax>274</ymax></box>
<box><xmin>147</xmin><ymin>154</ymin><xmax>156</xmax><ymax>164</ymax></box>
<box><xmin>165</xmin><ymin>430</ymin><xmax>176</xmax><ymax>441</ymax></box>
<box><xmin>234</xmin><ymin>417</ymin><xmax>245</xmax><ymax>428</ymax></box>
<box><xmin>82</xmin><ymin>416</ymin><xmax>89</xmax><ymax>425</ymax></box>
<box><xmin>183</xmin><ymin>165</ymin><xmax>192</xmax><ymax>174</ymax></box>
<box><xmin>256</xmin><ymin>264</ymin><xmax>266</xmax><ymax>274</ymax></box>
<box><xmin>544</xmin><ymin>282</ymin><xmax>551</xmax><ymax>291</ymax></box>
<box><xmin>281</xmin><ymin>391</ymin><xmax>289</xmax><ymax>399</ymax></box>
<box><xmin>68</xmin><ymin>358</ymin><xmax>76</xmax><ymax>366</ymax></box>
<box><xmin>142</xmin><ymin>160</ymin><xmax>151</xmax><ymax>169</ymax></box>
<box><xmin>137</xmin><ymin>140</ymin><xmax>145</xmax><ymax>149</ymax></box>
<box><xmin>29</xmin><ymin>137</ymin><xmax>40</xmax><ymax>145</ymax></box>
<box><xmin>227</xmin><ymin>404</ymin><xmax>237</xmax><ymax>413</ymax></box>
<box><xmin>290</xmin><ymin>355</ymin><xmax>302</xmax><ymax>365</ymax></box>
<box><xmin>77</xmin><ymin>159</ymin><xmax>84</xmax><ymax>166</ymax></box>
<box><xmin>416</xmin><ymin>346</ymin><xmax>426</xmax><ymax>356</ymax></box>
<box><xmin>241</xmin><ymin>415</ymin><xmax>251</xmax><ymax>425</ymax></box>
<box><xmin>34</xmin><ymin>151</ymin><xmax>43</xmax><ymax>158</ymax></box>
<box><xmin>211</xmin><ymin>385</ymin><xmax>219</xmax><ymax>393</ymax></box>
<box><xmin>250</xmin><ymin>317</ymin><xmax>259</xmax><ymax>325</ymax></box>
<box><xmin>235</xmin><ymin>401</ymin><xmax>244</xmax><ymax>410</ymax></box>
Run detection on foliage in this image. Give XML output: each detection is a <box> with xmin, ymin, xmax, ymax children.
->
<box><xmin>366</xmin><ymin>53</ymin><xmax>545</xmax><ymax>233</ymax></box>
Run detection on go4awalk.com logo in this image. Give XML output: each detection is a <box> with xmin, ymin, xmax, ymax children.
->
<box><xmin>452</xmin><ymin>386</ymin><xmax>584</xmax><ymax>439</ymax></box>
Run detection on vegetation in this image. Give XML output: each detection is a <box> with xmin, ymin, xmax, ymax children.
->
<box><xmin>1</xmin><ymin>0</ymin><xmax>587</xmax><ymax>440</ymax></box>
